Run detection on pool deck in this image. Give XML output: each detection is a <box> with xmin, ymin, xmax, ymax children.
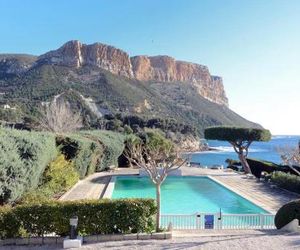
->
<box><xmin>60</xmin><ymin>167</ymin><xmax>299</xmax><ymax>214</ymax></box>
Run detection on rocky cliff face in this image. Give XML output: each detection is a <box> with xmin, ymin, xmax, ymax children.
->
<box><xmin>3</xmin><ymin>40</ymin><xmax>228</xmax><ymax>106</ymax></box>
<box><xmin>130</xmin><ymin>55</ymin><xmax>228</xmax><ymax>106</ymax></box>
<box><xmin>37</xmin><ymin>40</ymin><xmax>133</xmax><ymax>78</ymax></box>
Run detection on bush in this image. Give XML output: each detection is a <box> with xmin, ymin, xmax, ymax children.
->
<box><xmin>20</xmin><ymin>155</ymin><xmax>79</xmax><ymax>203</ymax></box>
<box><xmin>124</xmin><ymin>125</ymin><xmax>133</xmax><ymax>134</ymax></box>
<box><xmin>0</xmin><ymin>199</ymin><xmax>156</xmax><ymax>238</ymax></box>
<box><xmin>57</xmin><ymin>131</ymin><xmax>125</xmax><ymax>177</ymax></box>
<box><xmin>0</xmin><ymin>128</ymin><xmax>57</xmax><ymax>204</ymax></box>
<box><xmin>145</xmin><ymin>129</ymin><xmax>174</xmax><ymax>151</ymax></box>
<box><xmin>225</xmin><ymin>158</ymin><xmax>241</xmax><ymax>167</ymax></box>
<box><xmin>80</xmin><ymin>130</ymin><xmax>125</xmax><ymax>171</ymax></box>
<box><xmin>271</xmin><ymin>171</ymin><xmax>300</xmax><ymax>194</ymax></box>
<box><xmin>275</xmin><ymin>199</ymin><xmax>300</xmax><ymax>229</ymax></box>
<box><xmin>225</xmin><ymin>158</ymin><xmax>300</xmax><ymax>178</ymax></box>
<box><xmin>56</xmin><ymin>135</ymin><xmax>102</xmax><ymax>178</ymax></box>
<box><xmin>42</xmin><ymin>155</ymin><xmax>79</xmax><ymax>194</ymax></box>
<box><xmin>247</xmin><ymin>158</ymin><xmax>280</xmax><ymax>178</ymax></box>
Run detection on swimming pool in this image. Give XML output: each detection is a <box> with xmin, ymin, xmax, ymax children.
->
<box><xmin>111</xmin><ymin>176</ymin><xmax>268</xmax><ymax>214</ymax></box>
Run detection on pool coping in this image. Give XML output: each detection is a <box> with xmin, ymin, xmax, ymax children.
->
<box><xmin>102</xmin><ymin>176</ymin><xmax>116</xmax><ymax>198</ymax></box>
<box><xmin>207</xmin><ymin>176</ymin><xmax>275</xmax><ymax>214</ymax></box>
<box><xmin>103</xmin><ymin>174</ymin><xmax>275</xmax><ymax>214</ymax></box>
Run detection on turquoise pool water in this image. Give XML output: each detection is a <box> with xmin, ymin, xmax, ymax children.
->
<box><xmin>112</xmin><ymin>176</ymin><xmax>268</xmax><ymax>214</ymax></box>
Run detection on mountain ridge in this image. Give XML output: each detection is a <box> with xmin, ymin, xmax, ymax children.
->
<box><xmin>0</xmin><ymin>40</ymin><xmax>262</xmax><ymax>142</ymax></box>
<box><xmin>0</xmin><ymin>40</ymin><xmax>228</xmax><ymax>106</ymax></box>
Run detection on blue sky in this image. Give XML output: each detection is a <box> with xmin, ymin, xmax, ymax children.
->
<box><xmin>0</xmin><ymin>0</ymin><xmax>299</xmax><ymax>135</ymax></box>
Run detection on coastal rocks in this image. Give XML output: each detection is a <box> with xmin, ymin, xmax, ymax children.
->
<box><xmin>166</xmin><ymin>132</ymin><xmax>201</xmax><ymax>151</ymax></box>
<box><xmin>179</xmin><ymin>136</ymin><xmax>201</xmax><ymax>151</ymax></box>
<box><xmin>37</xmin><ymin>41</ymin><xmax>133</xmax><ymax>78</ymax></box>
<box><xmin>131</xmin><ymin>55</ymin><xmax>228</xmax><ymax>106</ymax></box>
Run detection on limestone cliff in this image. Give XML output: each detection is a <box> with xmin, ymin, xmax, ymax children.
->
<box><xmin>9</xmin><ymin>40</ymin><xmax>228</xmax><ymax>106</ymax></box>
<box><xmin>130</xmin><ymin>55</ymin><xmax>228</xmax><ymax>106</ymax></box>
<box><xmin>37</xmin><ymin>40</ymin><xmax>133</xmax><ymax>78</ymax></box>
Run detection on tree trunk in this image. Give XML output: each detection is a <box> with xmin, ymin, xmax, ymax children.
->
<box><xmin>155</xmin><ymin>184</ymin><xmax>161</xmax><ymax>232</ymax></box>
<box><xmin>238</xmin><ymin>153</ymin><xmax>252</xmax><ymax>174</ymax></box>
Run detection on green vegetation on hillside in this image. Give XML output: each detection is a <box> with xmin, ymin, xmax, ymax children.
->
<box><xmin>0</xmin><ymin>64</ymin><xmax>261</xmax><ymax>136</ymax></box>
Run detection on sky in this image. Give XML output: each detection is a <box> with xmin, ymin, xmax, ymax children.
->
<box><xmin>0</xmin><ymin>0</ymin><xmax>299</xmax><ymax>135</ymax></box>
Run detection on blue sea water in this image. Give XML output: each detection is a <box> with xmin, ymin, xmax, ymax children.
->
<box><xmin>190</xmin><ymin>135</ymin><xmax>300</xmax><ymax>167</ymax></box>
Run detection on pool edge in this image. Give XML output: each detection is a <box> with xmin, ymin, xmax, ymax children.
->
<box><xmin>102</xmin><ymin>176</ymin><xmax>116</xmax><ymax>198</ymax></box>
<box><xmin>207</xmin><ymin>176</ymin><xmax>275</xmax><ymax>214</ymax></box>
<box><xmin>104</xmin><ymin>174</ymin><xmax>275</xmax><ymax>214</ymax></box>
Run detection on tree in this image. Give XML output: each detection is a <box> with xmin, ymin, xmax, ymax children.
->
<box><xmin>277</xmin><ymin>145</ymin><xmax>300</xmax><ymax>176</ymax></box>
<box><xmin>124</xmin><ymin>131</ymin><xmax>187</xmax><ymax>231</ymax></box>
<box><xmin>39</xmin><ymin>99</ymin><xmax>83</xmax><ymax>134</ymax></box>
<box><xmin>204</xmin><ymin>127</ymin><xmax>271</xmax><ymax>174</ymax></box>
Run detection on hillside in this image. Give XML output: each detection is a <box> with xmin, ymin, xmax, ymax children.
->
<box><xmin>0</xmin><ymin>41</ymin><xmax>261</xmax><ymax>140</ymax></box>
<box><xmin>0</xmin><ymin>64</ymin><xmax>259</xmax><ymax>133</ymax></box>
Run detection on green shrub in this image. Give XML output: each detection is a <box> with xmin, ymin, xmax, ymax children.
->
<box><xmin>0</xmin><ymin>199</ymin><xmax>156</xmax><ymax>238</ymax></box>
<box><xmin>0</xmin><ymin>128</ymin><xmax>57</xmax><ymax>204</ymax></box>
<box><xmin>0</xmin><ymin>206</ymin><xmax>20</xmax><ymax>239</ymax></box>
<box><xmin>21</xmin><ymin>154</ymin><xmax>79</xmax><ymax>203</ymax></box>
<box><xmin>80</xmin><ymin>130</ymin><xmax>125</xmax><ymax>171</ymax></box>
<box><xmin>57</xmin><ymin>131</ymin><xmax>125</xmax><ymax>177</ymax></box>
<box><xmin>145</xmin><ymin>129</ymin><xmax>174</xmax><ymax>151</ymax></box>
<box><xmin>271</xmin><ymin>171</ymin><xmax>300</xmax><ymax>194</ymax></box>
<box><xmin>246</xmin><ymin>158</ymin><xmax>280</xmax><ymax>178</ymax></box>
<box><xmin>42</xmin><ymin>155</ymin><xmax>79</xmax><ymax>194</ymax></box>
<box><xmin>275</xmin><ymin>199</ymin><xmax>300</xmax><ymax>229</ymax></box>
<box><xmin>56</xmin><ymin>135</ymin><xmax>102</xmax><ymax>178</ymax></box>
<box><xmin>124</xmin><ymin>125</ymin><xmax>133</xmax><ymax>134</ymax></box>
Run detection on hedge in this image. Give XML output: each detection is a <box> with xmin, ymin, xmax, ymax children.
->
<box><xmin>275</xmin><ymin>199</ymin><xmax>300</xmax><ymax>229</ymax></box>
<box><xmin>0</xmin><ymin>128</ymin><xmax>57</xmax><ymax>204</ymax></box>
<box><xmin>0</xmin><ymin>199</ymin><xmax>156</xmax><ymax>239</ymax></box>
<box><xmin>56</xmin><ymin>135</ymin><xmax>102</xmax><ymax>178</ymax></box>
<box><xmin>226</xmin><ymin>158</ymin><xmax>300</xmax><ymax>178</ymax></box>
<box><xmin>247</xmin><ymin>158</ymin><xmax>280</xmax><ymax>178</ymax></box>
<box><xmin>271</xmin><ymin>171</ymin><xmax>300</xmax><ymax>194</ymax></box>
<box><xmin>80</xmin><ymin>130</ymin><xmax>125</xmax><ymax>171</ymax></box>
<box><xmin>20</xmin><ymin>155</ymin><xmax>79</xmax><ymax>203</ymax></box>
<box><xmin>57</xmin><ymin>131</ymin><xmax>126</xmax><ymax>178</ymax></box>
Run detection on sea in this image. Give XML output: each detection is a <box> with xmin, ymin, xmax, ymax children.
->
<box><xmin>190</xmin><ymin>135</ymin><xmax>300</xmax><ymax>167</ymax></box>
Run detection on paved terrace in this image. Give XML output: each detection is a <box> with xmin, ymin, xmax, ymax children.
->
<box><xmin>60</xmin><ymin>167</ymin><xmax>299</xmax><ymax>213</ymax></box>
<box><xmin>3</xmin><ymin>230</ymin><xmax>300</xmax><ymax>250</ymax></box>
